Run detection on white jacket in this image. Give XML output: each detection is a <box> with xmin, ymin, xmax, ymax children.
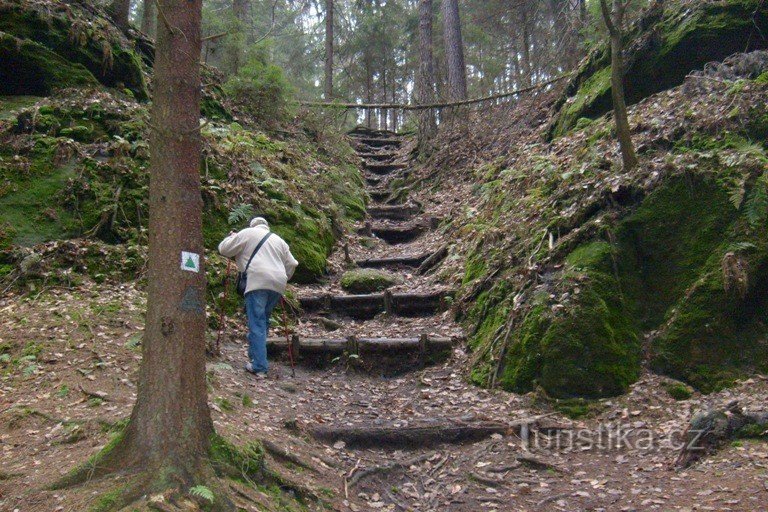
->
<box><xmin>218</xmin><ymin>226</ymin><xmax>298</xmax><ymax>295</ymax></box>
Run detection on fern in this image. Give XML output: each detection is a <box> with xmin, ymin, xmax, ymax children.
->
<box><xmin>745</xmin><ymin>175</ymin><xmax>768</xmax><ymax>227</ymax></box>
<box><xmin>228</xmin><ymin>203</ymin><xmax>254</xmax><ymax>226</ymax></box>
<box><xmin>727</xmin><ymin>177</ymin><xmax>746</xmax><ymax>209</ymax></box>
<box><xmin>189</xmin><ymin>485</ymin><xmax>215</xmax><ymax>503</ymax></box>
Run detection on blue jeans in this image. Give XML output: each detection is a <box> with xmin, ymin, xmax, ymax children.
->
<box><xmin>245</xmin><ymin>289</ymin><xmax>282</xmax><ymax>373</ymax></box>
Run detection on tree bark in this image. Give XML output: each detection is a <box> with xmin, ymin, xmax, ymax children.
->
<box><xmin>109</xmin><ymin>0</ymin><xmax>131</xmax><ymax>33</ymax></box>
<box><xmin>417</xmin><ymin>0</ymin><xmax>437</xmax><ymax>151</ymax></box>
<box><xmin>600</xmin><ymin>0</ymin><xmax>638</xmax><ymax>171</ymax></box>
<box><xmin>140</xmin><ymin>0</ymin><xmax>156</xmax><ymax>38</ymax></box>
<box><xmin>519</xmin><ymin>5</ymin><xmax>533</xmax><ymax>87</ymax></box>
<box><xmin>232</xmin><ymin>0</ymin><xmax>249</xmax><ymax>73</ymax></box>
<box><xmin>441</xmin><ymin>0</ymin><xmax>467</xmax><ymax>100</ymax></box>
<box><xmin>324</xmin><ymin>0</ymin><xmax>334</xmax><ymax>99</ymax></box>
<box><xmin>115</xmin><ymin>0</ymin><xmax>212</xmax><ymax>477</ymax></box>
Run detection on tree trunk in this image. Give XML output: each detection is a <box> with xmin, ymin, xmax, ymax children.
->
<box><xmin>601</xmin><ymin>0</ymin><xmax>638</xmax><ymax>171</ymax></box>
<box><xmin>232</xmin><ymin>0</ymin><xmax>249</xmax><ymax>73</ymax></box>
<box><xmin>441</xmin><ymin>0</ymin><xmax>467</xmax><ymax>100</ymax></box>
<box><xmin>109</xmin><ymin>0</ymin><xmax>131</xmax><ymax>33</ymax></box>
<box><xmin>417</xmin><ymin>0</ymin><xmax>437</xmax><ymax>150</ymax></box>
<box><xmin>366</xmin><ymin>57</ymin><xmax>373</xmax><ymax>128</ymax></box>
<box><xmin>114</xmin><ymin>0</ymin><xmax>212</xmax><ymax>476</ymax></box>
<box><xmin>140</xmin><ymin>0</ymin><xmax>156</xmax><ymax>38</ymax></box>
<box><xmin>609</xmin><ymin>32</ymin><xmax>637</xmax><ymax>170</ymax></box>
<box><xmin>324</xmin><ymin>0</ymin><xmax>334</xmax><ymax>99</ymax></box>
<box><xmin>520</xmin><ymin>6</ymin><xmax>533</xmax><ymax>87</ymax></box>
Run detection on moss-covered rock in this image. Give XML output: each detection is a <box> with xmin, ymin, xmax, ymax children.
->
<box><xmin>0</xmin><ymin>0</ymin><xmax>148</xmax><ymax>99</ymax></box>
<box><xmin>0</xmin><ymin>31</ymin><xmax>99</xmax><ymax>95</ymax></box>
<box><xmin>340</xmin><ymin>269</ymin><xmax>402</xmax><ymax>294</ymax></box>
<box><xmin>498</xmin><ymin>245</ymin><xmax>641</xmax><ymax>399</ymax></box>
<box><xmin>551</xmin><ymin>0</ymin><xmax>768</xmax><ymax>137</ymax></box>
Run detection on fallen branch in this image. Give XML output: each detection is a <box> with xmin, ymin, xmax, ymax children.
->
<box><xmin>298</xmin><ymin>73</ymin><xmax>572</xmax><ymax>111</ymax></box>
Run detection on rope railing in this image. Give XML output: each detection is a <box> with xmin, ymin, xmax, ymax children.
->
<box><xmin>297</xmin><ymin>72</ymin><xmax>573</xmax><ymax>111</ymax></box>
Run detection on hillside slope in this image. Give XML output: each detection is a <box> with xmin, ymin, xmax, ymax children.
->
<box><xmin>0</xmin><ymin>0</ymin><xmax>367</xmax><ymax>292</ymax></box>
<box><xmin>409</xmin><ymin>51</ymin><xmax>768</xmax><ymax>399</ymax></box>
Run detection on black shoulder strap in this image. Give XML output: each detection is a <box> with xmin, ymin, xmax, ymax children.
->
<box><xmin>243</xmin><ymin>232</ymin><xmax>273</xmax><ymax>273</ymax></box>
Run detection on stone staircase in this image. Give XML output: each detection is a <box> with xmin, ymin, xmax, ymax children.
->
<box><xmin>267</xmin><ymin>126</ymin><xmax>460</xmax><ymax>369</ymax></box>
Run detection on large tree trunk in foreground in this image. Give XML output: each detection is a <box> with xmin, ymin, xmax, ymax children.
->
<box><xmin>441</xmin><ymin>0</ymin><xmax>467</xmax><ymax>101</ymax></box>
<box><xmin>62</xmin><ymin>0</ymin><xmax>212</xmax><ymax>486</ymax></box>
<box><xmin>109</xmin><ymin>0</ymin><xmax>131</xmax><ymax>33</ymax></box>
<box><xmin>140</xmin><ymin>0</ymin><xmax>156</xmax><ymax>38</ymax></box>
<box><xmin>124</xmin><ymin>0</ymin><xmax>211</xmax><ymax>472</ymax></box>
<box><xmin>417</xmin><ymin>0</ymin><xmax>437</xmax><ymax>151</ymax></box>
<box><xmin>600</xmin><ymin>0</ymin><xmax>638</xmax><ymax>171</ymax></box>
<box><xmin>324</xmin><ymin>0</ymin><xmax>334</xmax><ymax>99</ymax></box>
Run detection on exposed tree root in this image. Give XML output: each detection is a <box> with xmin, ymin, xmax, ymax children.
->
<box><xmin>50</xmin><ymin>431</ymin><xmax>325</xmax><ymax>511</ymax></box>
<box><xmin>675</xmin><ymin>401</ymin><xmax>768</xmax><ymax>468</ymax></box>
<box><xmin>346</xmin><ymin>453</ymin><xmax>433</xmax><ymax>488</ymax></box>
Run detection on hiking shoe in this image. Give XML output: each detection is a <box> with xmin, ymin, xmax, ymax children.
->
<box><xmin>244</xmin><ymin>363</ymin><xmax>267</xmax><ymax>379</ymax></box>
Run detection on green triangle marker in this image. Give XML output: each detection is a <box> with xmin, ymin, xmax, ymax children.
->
<box><xmin>185</xmin><ymin>257</ymin><xmax>196</xmax><ymax>268</ymax></box>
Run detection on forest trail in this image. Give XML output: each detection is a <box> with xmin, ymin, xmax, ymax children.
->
<box><xmin>3</xmin><ymin>132</ymin><xmax>768</xmax><ymax>512</ymax></box>
<box><xmin>267</xmin><ymin>126</ymin><xmax>464</xmax><ymax>369</ymax></box>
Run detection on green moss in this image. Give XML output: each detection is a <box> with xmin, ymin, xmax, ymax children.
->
<box><xmin>340</xmin><ymin>269</ymin><xmax>401</xmax><ymax>293</ymax></box>
<box><xmin>553</xmin><ymin>398</ymin><xmax>606</xmax><ymax>419</ymax></box>
<box><xmin>0</xmin><ymin>32</ymin><xmax>98</xmax><ymax>95</ymax></box>
<box><xmin>551</xmin><ymin>0</ymin><xmax>768</xmax><ymax>136</ymax></box>
<box><xmin>736</xmin><ymin>423</ymin><xmax>768</xmax><ymax>439</ymax></box>
<box><xmin>209</xmin><ymin>434</ymin><xmax>264</xmax><ymax>483</ymax></box>
<box><xmin>616</xmin><ymin>177</ymin><xmax>738</xmax><ymax>328</ymax></box>
<box><xmin>0</xmin><ymin>156</ymin><xmax>79</xmax><ymax>246</ymax></box>
<box><xmin>89</xmin><ymin>486</ymin><xmax>125</xmax><ymax>512</ymax></box>
<box><xmin>553</xmin><ymin>67</ymin><xmax>612</xmax><ymax>138</ymax></box>
<box><xmin>0</xmin><ymin>0</ymin><xmax>148</xmax><ymax>99</ymax></box>
<box><xmin>665</xmin><ymin>382</ymin><xmax>694</xmax><ymax>400</ymax></box>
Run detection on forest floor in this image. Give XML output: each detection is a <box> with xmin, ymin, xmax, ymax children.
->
<box><xmin>1</xmin><ymin>130</ymin><xmax>768</xmax><ymax>512</ymax></box>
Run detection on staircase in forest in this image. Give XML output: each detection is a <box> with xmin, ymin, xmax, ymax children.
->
<box><xmin>267</xmin><ymin>126</ymin><xmax>461</xmax><ymax>369</ymax></box>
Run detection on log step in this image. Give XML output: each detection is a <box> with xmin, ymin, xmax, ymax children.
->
<box><xmin>364</xmin><ymin>162</ymin><xmax>408</xmax><ymax>175</ymax></box>
<box><xmin>358</xmin><ymin>152</ymin><xmax>398</xmax><ymax>162</ymax></box>
<box><xmin>348</xmin><ymin>126</ymin><xmax>398</xmax><ymax>138</ymax></box>
<box><xmin>267</xmin><ymin>335</ymin><xmax>454</xmax><ymax>355</ymax></box>
<box><xmin>367</xmin><ymin>204</ymin><xmax>420</xmax><ymax>221</ymax></box>
<box><xmin>369</xmin><ymin>189</ymin><xmax>390</xmax><ymax>202</ymax></box>
<box><xmin>365</xmin><ymin>176</ymin><xmax>382</xmax><ymax>187</ymax></box>
<box><xmin>363</xmin><ymin>224</ymin><xmax>426</xmax><ymax>244</ymax></box>
<box><xmin>310</xmin><ymin>419</ymin><xmax>508</xmax><ymax>449</ymax></box>
<box><xmin>299</xmin><ymin>290</ymin><xmax>455</xmax><ymax>319</ymax></box>
<box><xmin>354</xmin><ymin>137</ymin><xmax>402</xmax><ymax>148</ymax></box>
<box><xmin>356</xmin><ymin>253</ymin><xmax>431</xmax><ymax>269</ymax></box>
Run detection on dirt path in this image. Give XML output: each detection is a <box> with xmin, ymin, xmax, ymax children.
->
<box><xmin>1</xmin><ymin>130</ymin><xmax>768</xmax><ymax>511</ymax></box>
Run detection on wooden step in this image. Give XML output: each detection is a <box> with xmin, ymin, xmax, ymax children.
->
<box><xmin>356</xmin><ymin>253</ymin><xmax>432</xmax><ymax>269</ymax></box>
<box><xmin>365</xmin><ymin>176</ymin><xmax>382</xmax><ymax>186</ymax></box>
<box><xmin>359</xmin><ymin>223</ymin><xmax>426</xmax><ymax>244</ymax></box>
<box><xmin>299</xmin><ymin>290</ymin><xmax>455</xmax><ymax>319</ymax></box>
<box><xmin>267</xmin><ymin>335</ymin><xmax>454</xmax><ymax>355</ymax></box>
<box><xmin>354</xmin><ymin>137</ymin><xmax>402</xmax><ymax>148</ymax></box>
<box><xmin>358</xmin><ymin>152</ymin><xmax>398</xmax><ymax>162</ymax></box>
<box><xmin>364</xmin><ymin>162</ymin><xmax>408</xmax><ymax>175</ymax></box>
<box><xmin>369</xmin><ymin>189</ymin><xmax>390</xmax><ymax>202</ymax></box>
<box><xmin>348</xmin><ymin>126</ymin><xmax>398</xmax><ymax>138</ymax></box>
<box><xmin>367</xmin><ymin>204</ymin><xmax>420</xmax><ymax>221</ymax></box>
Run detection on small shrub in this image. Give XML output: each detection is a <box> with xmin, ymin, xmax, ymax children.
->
<box><xmin>223</xmin><ymin>52</ymin><xmax>292</xmax><ymax>126</ymax></box>
<box><xmin>666</xmin><ymin>382</ymin><xmax>694</xmax><ymax>401</ymax></box>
